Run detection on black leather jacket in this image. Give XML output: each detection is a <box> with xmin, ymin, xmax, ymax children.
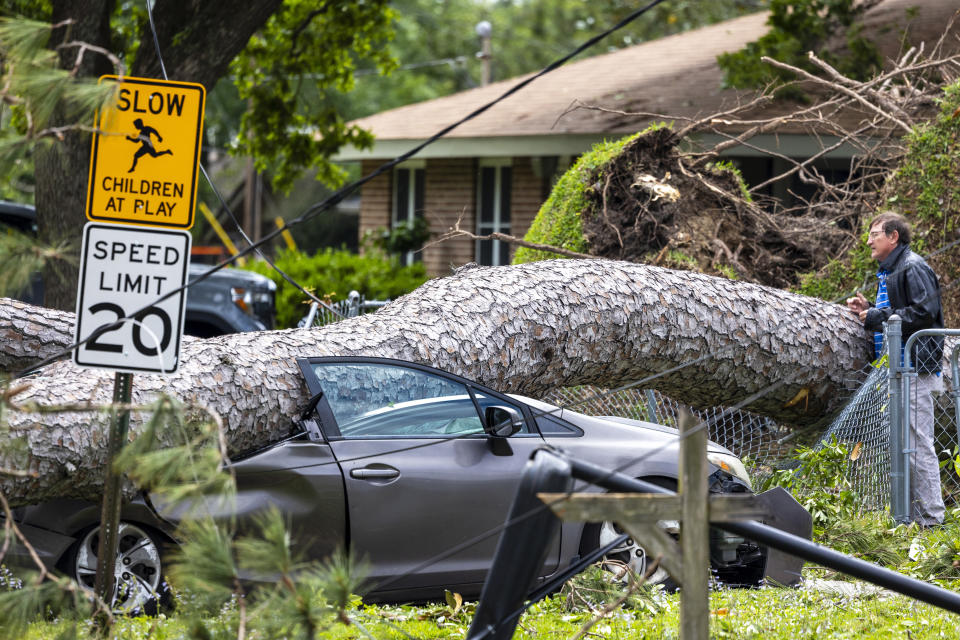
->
<box><xmin>864</xmin><ymin>244</ymin><xmax>944</xmax><ymax>373</ymax></box>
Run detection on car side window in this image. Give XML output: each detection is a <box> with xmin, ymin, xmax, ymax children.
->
<box><xmin>310</xmin><ymin>362</ymin><xmax>485</xmax><ymax>437</ymax></box>
<box><xmin>535</xmin><ymin>414</ymin><xmax>582</xmax><ymax>436</ymax></box>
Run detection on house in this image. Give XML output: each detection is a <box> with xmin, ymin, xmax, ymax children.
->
<box><xmin>334</xmin><ymin>0</ymin><xmax>959</xmax><ymax>276</ymax></box>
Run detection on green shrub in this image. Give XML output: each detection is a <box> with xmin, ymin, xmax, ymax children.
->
<box><xmin>244</xmin><ymin>249</ymin><xmax>428</xmax><ymax>328</ymax></box>
<box><xmin>795</xmin><ymin>239</ymin><xmax>874</xmax><ymax>302</ymax></box>
<box><xmin>759</xmin><ymin>437</ymin><xmax>859</xmax><ymax>538</ymax></box>
<box><xmin>884</xmin><ymin>80</ymin><xmax>960</xmax><ymax>236</ymax></box>
<box><xmin>369</xmin><ymin>217</ymin><xmax>431</xmax><ymax>256</ymax></box>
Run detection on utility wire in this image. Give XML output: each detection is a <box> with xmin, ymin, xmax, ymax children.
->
<box><xmin>146</xmin><ymin>0</ymin><xmax>347</xmax><ymax>320</ymax></box>
<box><xmin>88</xmin><ymin>5</ymin><xmax>960</xmax><ymax>632</ymax></box>
<box><xmin>33</xmin><ymin>0</ymin><xmax>949</xmax><ymax>608</ymax></box>
<box><xmin>11</xmin><ymin>0</ymin><xmax>951</xmax><ymax>628</ymax></box>
<box><xmin>14</xmin><ymin>0</ymin><xmax>671</xmax><ymax>379</ymax></box>
<box><xmin>14</xmin><ymin>10</ymin><xmax>950</xmax><ymax>602</ymax></box>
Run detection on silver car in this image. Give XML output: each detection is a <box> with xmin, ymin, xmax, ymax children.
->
<box><xmin>8</xmin><ymin>356</ymin><xmax>765</xmax><ymax>610</ymax></box>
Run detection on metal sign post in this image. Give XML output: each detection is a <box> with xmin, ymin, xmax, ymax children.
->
<box><xmin>77</xmin><ymin>75</ymin><xmax>204</xmax><ymax>619</ymax></box>
<box><xmin>93</xmin><ymin>371</ymin><xmax>132</xmax><ymax>610</ymax></box>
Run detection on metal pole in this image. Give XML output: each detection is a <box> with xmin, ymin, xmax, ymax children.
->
<box><xmin>901</xmin><ymin>337</ymin><xmax>915</xmax><ymax>523</ymax></box>
<box><xmin>93</xmin><ymin>372</ymin><xmax>133</xmax><ymax>612</ymax></box>
<box><xmin>679</xmin><ymin>412</ymin><xmax>708</xmax><ymax>640</ymax></box>
<box><xmin>302</xmin><ymin>301</ymin><xmax>319</xmax><ymax>328</ymax></box>
<box><xmin>475</xmin><ymin>21</ymin><xmax>492</xmax><ymax>86</ymax></box>
<box><xmin>566</xmin><ymin>454</ymin><xmax>960</xmax><ymax>614</ymax></box>
<box><xmin>886</xmin><ymin>315</ymin><xmax>907</xmax><ymax>522</ymax></box>
<box><xmin>952</xmin><ymin>348</ymin><xmax>960</xmax><ymax>450</ymax></box>
<box><xmin>348</xmin><ymin>290</ymin><xmax>361</xmax><ymax>318</ymax></box>
<box><xmin>644</xmin><ymin>389</ymin><xmax>660</xmax><ymax>424</ymax></box>
<box><xmin>902</xmin><ymin>328</ymin><xmax>960</xmax><ymax>522</ymax></box>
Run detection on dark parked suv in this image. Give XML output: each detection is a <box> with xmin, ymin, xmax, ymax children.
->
<box><xmin>1</xmin><ymin>201</ymin><xmax>275</xmax><ymax>336</ymax></box>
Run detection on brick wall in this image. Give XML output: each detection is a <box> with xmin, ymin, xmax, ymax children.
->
<box><xmin>357</xmin><ymin>156</ymin><xmax>549</xmax><ymax>276</ymax></box>
<box><xmin>422</xmin><ymin>158</ymin><xmax>475</xmax><ymax>275</ymax></box>
<box><xmin>509</xmin><ymin>157</ymin><xmax>544</xmax><ymax>262</ymax></box>
<box><xmin>358</xmin><ymin>160</ymin><xmax>391</xmax><ymax>249</ymax></box>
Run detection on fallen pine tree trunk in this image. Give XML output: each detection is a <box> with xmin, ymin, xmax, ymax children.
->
<box><xmin>0</xmin><ymin>259</ymin><xmax>872</xmax><ymax>504</ymax></box>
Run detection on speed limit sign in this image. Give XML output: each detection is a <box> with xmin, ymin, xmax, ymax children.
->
<box><xmin>73</xmin><ymin>222</ymin><xmax>190</xmax><ymax>374</ymax></box>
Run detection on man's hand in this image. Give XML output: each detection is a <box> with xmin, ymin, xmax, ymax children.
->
<box><xmin>846</xmin><ymin>291</ymin><xmax>869</xmax><ymax>315</ymax></box>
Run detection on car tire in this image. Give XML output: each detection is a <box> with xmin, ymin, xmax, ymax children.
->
<box><xmin>578</xmin><ymin>477</ymin><xmax>678</xmax><ymax>589</ymax></box>
<box><xmin>67</xmin><ymin>521</ymin><xmax>173</xmax><ymax>615</ymax></box>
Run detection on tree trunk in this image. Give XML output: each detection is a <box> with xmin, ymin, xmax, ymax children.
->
<box><xmin>1</xmin><ymin>260</ymin><xmax>872</xmax><ymax>505</ymax></box>
<box><xmin>0</xmin><ymin>298</ymin><xmax>75</xmax><ymax>372</ymax></box>
<box><xmin>34</xmin><ymin>0</ymin><xmax>282</xmax><ymax>311</ymax></box>
<box><xmin>131</xmin><ymin>0</ymin><xmax>284</xmax><ymax>89</ymax></box>
<box><xmin>34</xmin><ymin>0</ymin><xmax>116</xmax><ymax>311</ymax></box>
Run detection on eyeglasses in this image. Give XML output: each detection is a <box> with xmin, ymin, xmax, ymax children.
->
<box><xmin>868</xmin><ymin>230</ymin><xmax>888</xmax><ymax>238</ymax></box>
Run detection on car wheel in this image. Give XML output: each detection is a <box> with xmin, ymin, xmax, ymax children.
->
<box><xmin>69</xmin><ymin>522</ymin><xmax>172</xmax><ymax>615</ymax></box>
<box><xmin>579</xmin><ymin>478</ymin><xmax>678</xmax><ymax>589</ymax></box>
<box><xmin>581</xmin><ymin>519</ymin><xmax>678</xmax><ymax>588</ymax></box>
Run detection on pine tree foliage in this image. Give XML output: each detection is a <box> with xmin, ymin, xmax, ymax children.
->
<box><xmin>0</xmin><ymin>16</ymin><xmax>116</xmax><ymax>150</ymax></box>
<box><xmin>112</xmin><ymin>397</ymin><xmax>234</xmax><ymax>505</ymax></box>
<box><xmin>0</xmin><ymin>580</ymin><xmax>91</xmax><ymax>639</ymax></box>
<box><xmin>0</xmin><ymin>229</ymin><xmax>72</xmax><ymax>300</ymax></box>
<box><xmin>0</xmin><ymin>393</ymin><xmax>370</xmax><ymax>638</ymax></box>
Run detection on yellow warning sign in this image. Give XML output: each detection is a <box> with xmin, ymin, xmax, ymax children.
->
<box><xmin>86</xmin><ymin>76</ymin><xmax>205</xmax><ymax>229</ymax></box>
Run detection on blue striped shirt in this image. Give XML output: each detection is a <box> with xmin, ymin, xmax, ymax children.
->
<box><xmin>874</xmin><ymin>269</ymin><xmax>889</xmax><ymax>359</ymax></box>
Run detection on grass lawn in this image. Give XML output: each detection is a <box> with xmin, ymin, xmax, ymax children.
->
<box><xmin>19</xmin><ymin>579</ymin><xmax>960</xmax><ymax>639</ymax></box>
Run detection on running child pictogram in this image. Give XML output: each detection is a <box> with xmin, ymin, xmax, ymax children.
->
<box><xmin>126</xmin><ymin>118</ymin><xmax>173</xmax><ymax>173</ymax></box>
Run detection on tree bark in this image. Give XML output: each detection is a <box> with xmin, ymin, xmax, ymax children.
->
<box><xmin>1</xmin><ymin>260</ymin><xmax>872</xmax><ymax>505</ymax></box>
<box><xmin>35</xmin><ymin>0</ymin><xmax>116</xmax><ymax>311</ymax></box>
<box><xmin>0</xmin><ymin>298</ymin><xmax>75</xmax><ymax>373</ymax></box>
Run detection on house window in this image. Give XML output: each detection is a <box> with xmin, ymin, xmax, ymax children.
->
<box><xmin>392</xmin><ymin>162</ymin><xmax>425</xmax><ymax>265</ymax></box>
<box><xmin>476</xmin><ymin>160</ymin><xmax>511</xmax><ymax>266</ymax></box>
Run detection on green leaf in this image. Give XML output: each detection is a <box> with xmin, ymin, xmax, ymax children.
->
<box><xmin>444</xmin><ymin>589</ymin><xmax>462</xmax><ymax>614</ymax></box>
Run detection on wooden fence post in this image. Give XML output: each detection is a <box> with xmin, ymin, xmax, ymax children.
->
<box><xmin>679</xmin><ymin>410</ymin><xmax>709</xmax><ymax>640</ymax></box>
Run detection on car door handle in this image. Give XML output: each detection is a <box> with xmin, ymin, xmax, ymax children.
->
<box><xmin>350</xmin><ymin>467</ymin><xmax>400</xmax><ymax>480</ymax></box>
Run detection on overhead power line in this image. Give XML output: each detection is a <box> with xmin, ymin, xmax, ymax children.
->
<box><xmin>15</xmin><ymin>0</ymin><xmax>672</xmax><ymax>378</ymax></box>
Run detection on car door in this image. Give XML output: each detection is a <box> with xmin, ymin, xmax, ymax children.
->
<box><xmin>297</xmin><ymin>357</ymin><xmax>556</xmax><ymax>597</ymax></box>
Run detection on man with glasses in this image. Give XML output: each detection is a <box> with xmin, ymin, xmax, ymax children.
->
<box><xmin>847</xmin><ymin>211</ymin><xmax>945</xmax><ymax>526</ymax></box>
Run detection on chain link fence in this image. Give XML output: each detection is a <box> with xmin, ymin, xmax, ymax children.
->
<box><xmin>542</xmin><ymin>386</ymin><xmax>800</xmax><ymax>478</ymax></box>
<box><xmin>817</xmin><ymin>330</ymin><xmax>960</xmax><ymax>516</ymax></box>
<box><xmin>298</xmin><ymin>291</ymin><xmax>390</xmax><ymax>327</ymax></box>
<box><xmin>545</xmin><ymin>334</ymin><xmax>960</xmax><ymax>516</ymax></box>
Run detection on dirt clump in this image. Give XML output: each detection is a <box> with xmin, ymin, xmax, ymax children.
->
<box><xmin>579</xmin><ymin>127</ymin><xmax>835</xmax><ymax>288</ymax></box>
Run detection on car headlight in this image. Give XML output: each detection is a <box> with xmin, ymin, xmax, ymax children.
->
<box><xmin>706</xmin><ymin>452</ymin><xmax>752</xmax><ymax>489</ymax></box>
<box><xmin>231</xmin><ymin>287</ymin><xmax>254</xmax><ymax>315</ymax></box>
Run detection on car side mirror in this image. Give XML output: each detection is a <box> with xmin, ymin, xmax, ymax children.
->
<box><xmin>484</xmin><ymin>406</ymin><xmax>523</xmax><ymax>438</ymax></box>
